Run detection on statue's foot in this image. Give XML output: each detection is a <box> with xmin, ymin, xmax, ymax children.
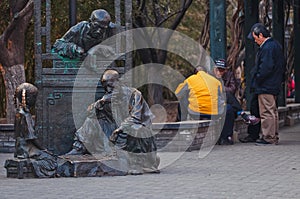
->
<box><xmin>143</xmin><ymin>167</ymin><xmax>160</xmax><ymax>174</ymax></box>
<box><xmin>93</xmin><ymin>152</ymin><xmax>118</xmax><ymax>160</ymax></box>
<box><xmin>154</xmin><ymin>155</ymin><xmax>160</xmax><ymax>168</ymax></box>
<box><xmin>65</xmin><ymin>148</ymin><xmax>85</xmax><ymax>155</ymax></box>
<box><xmin>16</xmin><ymin>155</ymin><xmax>27</xmax><ymax>159</ymax></box>
<box><xmin>128</xmin><ymin>169</ymin><xmax>143</xmax><ymax>175</ymax></box>
<box><xmin>64</xmin><ymin>140</ymin><xmax>88</xmax><ymax>155</ymax></box>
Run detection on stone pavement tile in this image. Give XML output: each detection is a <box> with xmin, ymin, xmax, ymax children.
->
<box><xmin>0</xmin><ymin>123</ymin><xmax>299</xmax><ymax>199</ymax></box>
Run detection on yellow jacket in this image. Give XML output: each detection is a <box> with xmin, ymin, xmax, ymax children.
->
<box><xmin>175</xmin><ymin>71</ymin><xmax>224</xmax><ymax>115</ymax></box>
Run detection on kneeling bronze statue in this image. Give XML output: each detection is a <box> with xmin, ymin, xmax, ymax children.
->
<box><xmin>10</xmin><ymin>83</ymin><xmax>57</xmax><ymax>178</ymax></box>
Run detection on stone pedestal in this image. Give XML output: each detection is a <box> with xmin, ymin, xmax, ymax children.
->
<box><xmin>4</xmin><ymin>155</ymin><xmax>128</xmax><ymax>178</ymax></box>
<box><xmin>4</xmin><ymin>159</ymin><xmax>35</xmax><ymax>179</ymax></box>
<box><xmin>57</xmin><ymin>155</ymin><xmax>127</xmax><ymax>177</ymax></box>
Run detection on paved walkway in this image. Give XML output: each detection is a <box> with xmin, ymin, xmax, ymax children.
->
<box><xmin>0</xmin><ymin>124</ymin><xmax>299</xmax><ymax>199</ymax></box>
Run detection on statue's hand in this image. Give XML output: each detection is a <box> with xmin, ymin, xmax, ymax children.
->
<box><xmin>87</xmin><ymin>103</ymin><xmax>95</xmax><ymax>113</ymax></box>
<box><xmin>109</xmin><ymin>128</ymin><xmax>123</xmax><ymax>143</ymax></box>
<box><xmin>18</xmin><ymin>107</ymin><xmax>30</xmax><ymax>115</ymax></box>
<box><xmin>18</xmin><ymin>107</ymin><xmax>26</xmax><ymax>115</ymax></box>
<box><xmin>74</xmin><ymin>45</ymin><xmax>85</xmax><ymax>57</ymax></box>
<box><xmin>87</xmin><ymin>45</ymin><xmax>115</xmax><ymax>58</ymax></box>
<box><xmin>86</xmin><ymin>99</ymin><xmax>102</xmax><ymax>112</ymax></box>
<box><xmin>94</xmin><ymin>99</ymin><xmax>105</xmax><ymax>110</ymax></box>
<box><xmin>101</xmin><ymin>46</ymin><xmax>115</xmax><ymax>57</ymax></box>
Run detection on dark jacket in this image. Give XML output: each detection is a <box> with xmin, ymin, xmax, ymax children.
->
<box><xmin>251</xmin><ymin>38</ymin><xmax>285</xmax><ymax>95</ymax></box>
<box><xmin>222</xmin><ymin>70</ymin><xmax>237</xmax><ymax>95</ymax></box>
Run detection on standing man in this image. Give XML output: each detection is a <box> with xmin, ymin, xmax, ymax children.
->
<box><xmin>244</xmin><ymin>23</ymin><xmax>285</xmax><ymax>145</ymax></box>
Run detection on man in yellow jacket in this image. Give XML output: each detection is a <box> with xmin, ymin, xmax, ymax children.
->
<box><xmin>175</xmin><ymin>66</ymin><xmax>225</xmax><ymax>120</ymax></box>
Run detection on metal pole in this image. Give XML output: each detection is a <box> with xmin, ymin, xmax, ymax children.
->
<box><xmin>244</xmin><ymin>0</ymin><xmax>259</xmax><ymax>110</ymax></box>
<box><xmin>69</xmin><ymin>0</ymin><xmax>77</xmax><ymax>27</ymax></box>
<box><xmin>209</xmin><ymin>0</ymin><xmax>226</xmax><ymax>61</ymax></box>
<box><xmin>272</xmin><ymin>0</ymin><xmax>286</xmax><ymax>106</ymax></box>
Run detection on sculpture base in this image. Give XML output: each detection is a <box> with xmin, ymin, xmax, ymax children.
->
<box><xmin>5</xmin><ymin>158</ymin><xmax>36</xmax><ymax>178</ymax></box>
<box><xmin>56</xmin><ymin>154</ymin><xmax>128</xmax><ymax>177</ymax></box>
<box><xmin>4</xmin><ymin>154</ymin><xmax>128</xmax><ymax>178</ymax></box>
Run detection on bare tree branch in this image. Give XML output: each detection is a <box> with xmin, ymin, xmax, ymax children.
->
<box><xmin>198</xmin><ymin>0</ymin><xmax>210</xmax><ymax>50</ymax></box>
<box><xmin>3</xmin><ymin>0</ymin><xmax>33</xmax><ymax>43</ymax></box>
<box><xmin>169</xmin><ymin>0</ymin><xmax>193</xmax><ymax>30</ymax></box>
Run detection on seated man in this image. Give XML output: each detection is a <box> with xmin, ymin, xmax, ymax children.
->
<box><xmin>175</xmin><ymin>66</ymin><xmax>225</xmax><ymax>121</ymax></box>
<box><xmin>66</xmin><ymin>70</ymin><xmax>159</xmax><ymax>174</ymax></box>
<box><xmin>213</xmin><ymin>59</ymin><xmax>260</xmax><ymax>145</ymax></box>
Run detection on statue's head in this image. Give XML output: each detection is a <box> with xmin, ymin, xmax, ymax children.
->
<box><xmin>89</xmin><ymin>9</ymin><xmax>111</xmax><ymax>38</ymax></box>
<box><xmin>101</xmin><ymin>69</ymin><xmax>119</xmax><ymax>93</ymax></box>
<box><xmin>15</xmin><ymin>83</ymin><xmax>38</xmax><ymax>109</ymax></box>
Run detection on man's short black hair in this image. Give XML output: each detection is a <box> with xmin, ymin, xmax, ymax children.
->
<box><xmin>247</xmin><ymin>23</ymin><xmax>271</xmax><ymax>40</ymax></box>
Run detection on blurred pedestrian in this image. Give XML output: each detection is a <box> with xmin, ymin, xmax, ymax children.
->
<box><xmin>287</xmin><ymin>76</ymin><xmax>295</xmax><ymax>98</ymax></box>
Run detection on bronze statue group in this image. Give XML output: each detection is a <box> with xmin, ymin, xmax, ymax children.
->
<box><xmin>12</xmin><ymin>9</ymin><xmax>285</xmax><ymax>178</ymax></box>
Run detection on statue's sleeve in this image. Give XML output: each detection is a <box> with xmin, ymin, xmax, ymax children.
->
<box><xmin>52</xmin><ymin>22</ymin><xmax>85</xmax><ymax>59</ymax></box>
<box><xmin>15</xmin><ymin>110</ymin><xmax>37</xmax><ymax>140</ymax></box>
<box><xmin>119</xmin><ymin>90</ymin><xmax>145</xmax><ymax>129</ymax></box>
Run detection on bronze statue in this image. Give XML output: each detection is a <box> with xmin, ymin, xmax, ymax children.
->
<box><xmin>52</xmin><ymin>9</ymin><xmax>116</xmax><ymax>59</ymax></box>
<box><xmin>66</xmin><ymin>70</ymin><xmax>160</xmax><ymax>174</ymax></box>
<box><xmin>7</xmin><ymin>79</ymin><xmax>159</xmax><ymax>177</ymax></box>
<box><xmin>14</xmin><ymin>83</ymin><xmax>57</xmax><ymax>177</ymax></box>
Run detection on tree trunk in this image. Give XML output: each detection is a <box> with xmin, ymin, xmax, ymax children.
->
<box><xmin>1</xmin><ymin>64</ymin><xmax>25</xmax><ymax>123</ymax></box>
<box><xmin>0</xmin><ymin>0</ymin><xmax>33</xmax><ymax>123</ymax></box>
<box><xmin>133</xmin><ymin>0</ymin><xmax>192</xmax><ymax>106</ymax></box>
<box><xmin>147</xmin><ymin>65</ymin><xmax>164</xmax><ymax>106</ymax></box>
